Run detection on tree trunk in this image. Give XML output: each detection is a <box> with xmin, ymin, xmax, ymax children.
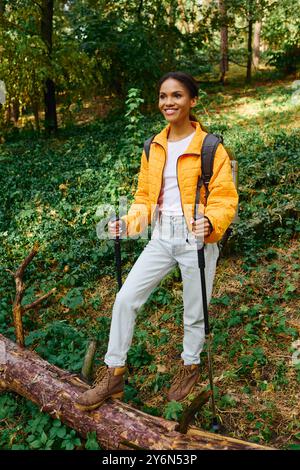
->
<box><xmin>136</xmin><ymin>0</ymin><xmax>143</xmax><ymax>21</ymax></box>
<box><xmin>4</xmin><ymin>103</ymin><xmax>11</xmax><ymax>124</ymax></box>
<box><xmin>0</xmin><ymin>0</ymin><xmax>5</xmax><ymax>14</ymax></box>
<box><xmin>0</xmin><ymin>333</ymin><xmax>273</xmax><ymax>450</ymax></box>
<box><xmin>12</xmin><ymin>99</ymin><xmax>19</xmax><ymax>124</ymax></box>
<box><xmin>246</xmin><ymin>16</ymin><xmax>253</xmax><ymax>83</ymax></box>
<box><xmin>219</xmin><ymin>0</ymin><xmax>229</xmax><ymax>84</ymax></box>
<box><xmin>253</xmin><ymin>20</ymin><xmax>262</xmax><ymax>69</ymax></box>
<box><xmin>41</xmin><ymin>0</ymin><xmax>57</xmax><ymax>134</ymax></box>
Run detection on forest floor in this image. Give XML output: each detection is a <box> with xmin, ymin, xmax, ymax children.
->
<box><xmin>81</xmin><ymin>237</ymin><xmax>299</xmax><ymax>449</ymax></box>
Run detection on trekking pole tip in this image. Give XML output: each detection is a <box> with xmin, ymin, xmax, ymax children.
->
<box><xmin>211</xmin><ymin>417</ymin><xmax>220</xmax><ymax>433</ymax></box>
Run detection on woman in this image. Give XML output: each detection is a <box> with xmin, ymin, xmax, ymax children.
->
<box><xmin>76</xmin><ymin>71</ymin><xmax>238</xmax><ymax>411</ymax></box>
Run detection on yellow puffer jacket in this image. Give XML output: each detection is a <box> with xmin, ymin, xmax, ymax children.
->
<box><xmin>121</xmin><ymin>120</ymin><xmax>238</xmax><ymax>244</ymax></box>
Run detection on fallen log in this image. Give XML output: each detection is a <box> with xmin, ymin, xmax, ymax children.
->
<box><xmin>0</xmin><ymin>334</ymin><xmax>273</xmax><ymax>450</ymax></box>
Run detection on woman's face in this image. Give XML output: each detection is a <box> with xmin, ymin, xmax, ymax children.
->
<box><xmin>158</xmin><ymin>78</ymin><xmax>197</xmax><ymax>123</ymax></box>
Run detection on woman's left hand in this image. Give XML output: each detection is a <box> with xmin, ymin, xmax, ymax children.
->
<box><xmin>190</xmin><ymin>216</ymin><xmax>213</xmax><ymax>238</ymax></box>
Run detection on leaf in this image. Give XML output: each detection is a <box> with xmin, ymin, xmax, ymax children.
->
<box><xmin>85</xmin><ymin>431</ymin><xmax>101</xmax><ymax>450</ymax></box>
<box><xmin>164</xmin><ymin>401</ymin><xmax>183</xmax><ymax>421</ymax></box>
<box><xmin>57</xmin><ymin>427</ymin><xmax>67</xmax><ymax>438</ymax></box>
<box><xmin>30</xmin><ymin>439</ymin><xmax>42</xmax><ymax>449</ymax></box>
<box><xmin>65</xmin><ymin>441</ymin><xmax>74</xmax><ymax>450</ymax></box>
<box><xmin>287</xmin><ymin>444</ymin><xmax>300</xmax><ymax>450</ymax></box>
<box><xmin>60</xmin><ymin>288</ymin><xmax>84</xmax><ymax>309</ymax></box>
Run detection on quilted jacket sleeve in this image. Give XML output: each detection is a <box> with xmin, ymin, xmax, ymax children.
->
<box><xmin>204</xmin><ymin>143</ymin><xmax>239</xmax><ymax>243</ymax></box>
<box><xmin>121</xmin><ymin>150</ymin><xmax>151</xmax><ymax>237</ymax></box>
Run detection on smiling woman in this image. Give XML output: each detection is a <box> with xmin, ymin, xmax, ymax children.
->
<box><xmin>158</xmin><ymin>73</ymin><xmax>198</xmax><ymax>142</ymax></box>
<box><xmin>75</xmin><ymin>71</ymin><xmax>238</xmax><ymax>413</ymax></box>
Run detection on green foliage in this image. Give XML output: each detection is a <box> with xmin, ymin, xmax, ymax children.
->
<box><xmin>127</xmin><ymin>343</ymin><xmax>153</xmax><ymax>367</ymax></box>
<box><xmin>163</xmin><ymin>401</ymin><xmax>183</xmax><ymax>421</ymax></box>
<box><xmin>0</xmin><ymin>394</ymin><xmax>18</xmax><ymax>420</ymax></box>
<box><xmin>0</xmin><ymin>1</ymin><xmax>96</xmax><ymax>131</ymax></box>
<box><xmin>66</xmin><ymin>2</ymin><xmax>209</xmax><ymax>105</ymax></box>
<box><xmin>238</xmin><ymin>347</ymin><xmax>267</xmax><ymax>377</ymax></box>
<box><xmin>24</xmin><ymin>417</ymin><xmax>81</xmax><ymax>450</ymax></box>
<box><xmin>1</xmin><ymin>0</ymin><xmax>299</xmax><ymax>137</ymax></box>
<box><xmin>25</xmin><ymin>321</ymin><xmax>87</xmax><ymax>371</ymax></box>
<box><xmin>85</xmin><ymin>431</ymin><xmax>101</xmax><ymax>450</ymax></box>
<box><xmin>287</xmin><ymin>444</ymin><xmax>300</xmax><ymax>450</ymax></box>
<box><xmin>266</xmin><ymin>46</ymin><xmax>300</xmax><ymax>73</ymax></box>
<box><xmin>218</xmin><ymin>394</ymin><xmax>237</xmax><ymax>409</ymax></box>
<box><xmin>148</xmin><ymin>369</ymin><xmax>171</xmax><ymax>393</ymax></box>
<box><xmin>123</xmin><ymin>383</ymin><xmax>143</xmax><ymax>406</ymax></box>
<box><xmin>147</xmin><ymin>287</ymin><xmax>173</xmax><ymax>306</ymax></box>
<box><xmin>231</xmin><ymin>127</ymin><xmax>300</xmax><ymax>255</ymax></box>
<box><xmin>141</xmin><ymin>405</ymin><xmax>161</xmax><ymax>417</ymax></box>
<box><xmin>0</xmin><ymin>396</ymin><xmax>82</xmax><ymax>450</ymax></box>
<box><xmin>60</xmin><ymin>288</ymin><xmax>84</xmax><ymax>310</ymax></box>
<box><xmin>121</xmin><ymin>87</ymin><xmax>146</xmax><ymax>172</ymax></box>
<box><xmin>263</xmin><ymin>0</ymin><xmax>300</xmax><ymax>72</ymax></box>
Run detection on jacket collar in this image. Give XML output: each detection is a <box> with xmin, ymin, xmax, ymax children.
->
<box><xmin>152</xmin><ymin>120</ymin><xmax>206</xmax><ymax>156</ymax></box>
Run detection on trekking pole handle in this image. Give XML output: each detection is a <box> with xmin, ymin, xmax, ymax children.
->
<box><xmin>109</xmin><ymin>216</ymin><xmax>126</xmax><ymax>239</ymax></box>
<box><xmin>193</xmin><ymin>214</ymin><xmax>205</xmax><ymax>267</ymax></box>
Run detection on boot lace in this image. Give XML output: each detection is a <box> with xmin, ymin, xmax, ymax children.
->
<box><xmin>171</xmin><ymin>364</ymin><xmax>192</xmax><ymax>391</ymax></box>
<box><xmin>92</xmin><ymin>365</ymin><xmax>110</xmax><ymax>387</ymax></box>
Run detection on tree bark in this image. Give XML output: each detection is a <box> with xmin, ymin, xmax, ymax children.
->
<box><xmin>246</xmin><ymin>3</ymin><xmax>253</xmax><ymax>83</ymax></box>
<box><xmin>12</xmin><ymin>99</ymin><xmax>19</xmax><ymax>124</ymax></box>
<box><xmin>0</xmin><ymin>334</ymin><xmax>274</xmax><ymax>450</ymax></box>
<box><xmin>81</xmin><ymin>340</ymin><xmax>97</xmax><ymax>383</ymax></box>
<box><xmin>253</xmin><ymin>20</ymin><xmax>262</xmax><ymax>69</ymax></box>
<box><xmin>41</xmin><ymin>0</ymin><xmax>57</xmax><ymax>134</ymax></box>
<box><xmin>219</xmin><ymin>0</ymin><xmax>229</xmax><ymax>84</ymax></box>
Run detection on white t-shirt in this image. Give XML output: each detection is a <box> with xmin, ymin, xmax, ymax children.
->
<box><xmin>158</xmin><ymin>131</ymin><xmax>196</xmax><ymax>216</ymax></box>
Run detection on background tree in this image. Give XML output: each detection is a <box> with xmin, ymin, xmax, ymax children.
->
<box><xmin>218</xmin><ymin>0</ymin><xmax>229</xmax><ymax>84</ymax></box>
<box><xmin>40</xmin><ymin>0</ymin><xmax>57</xmax><ymax>134</ymax></box>
<box><xmin>253</xmin><ymin>19</ymin><xmax>262</xmax><ymax>69</ymax></box>
<box><xmin>262</xmin><ymin>0</ymin><xmax>300</xmax><ymax>72</ymax></box>
<box><xmin>0</xmin><ymin>0</ymin><xmax>95</xmax><ymax>132</ymax></box>
<box><xmin>1</xmin><ymin>0</ymin><xmax>299</xmax><ymax>133</ymax></box>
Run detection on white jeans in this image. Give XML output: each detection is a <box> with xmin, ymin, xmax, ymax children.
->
<box><xmin>104</xmin><ymin>213</ymin><xmax>219</xmax><ymax>367</ymax></box>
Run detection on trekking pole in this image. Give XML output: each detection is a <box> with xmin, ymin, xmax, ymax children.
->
<box><xmin>109</xmin><ymin>216</ymin><xmax>125</xmax><ymax>290</ymax></box>
<box><xmin>194</xmin><ymin>213</ymin><xmax>220</xmax><ymax>433</ymax></box>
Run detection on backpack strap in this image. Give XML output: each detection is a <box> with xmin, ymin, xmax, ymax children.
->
<box><xmin>194</xmin><ymin>133</ymin><xmax>223</xmax><ymax>219</ymax></box>
<box><xmin>143</xmin><ymin>134</ymin><xmax>156</xmax><ymax>161</ymax></box>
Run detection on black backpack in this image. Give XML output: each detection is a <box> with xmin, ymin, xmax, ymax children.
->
<box><xmin>143</xmin><ymin>133</ymin><xmax>238</xmax><ymax>254</ymax></box>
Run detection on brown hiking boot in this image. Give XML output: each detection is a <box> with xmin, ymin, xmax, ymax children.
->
<box><xmin>75</xmin><ymin>365</ymin><xmax>126</xmax><ymax>411</ymax></box>
<box><xmin>167</xmin><ymin>361</ymin><xmax>200</xmax><ymax>401</ymax></box>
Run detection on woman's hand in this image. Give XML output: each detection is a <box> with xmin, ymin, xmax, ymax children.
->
<box><xmin>108</xmin><ymin>219</ymin><xmax>127</xmax><ymax>238</ymax></box>
<box><xmin>190</xmin><ymin>216</ymin><xmax>213</xmax><ymax>239</ymax></box>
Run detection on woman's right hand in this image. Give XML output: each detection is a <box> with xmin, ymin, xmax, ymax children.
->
<box><xmin>108</xmin><ymin>219</ymin><xmax>126</xmax><ymax>238</ymax></box>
